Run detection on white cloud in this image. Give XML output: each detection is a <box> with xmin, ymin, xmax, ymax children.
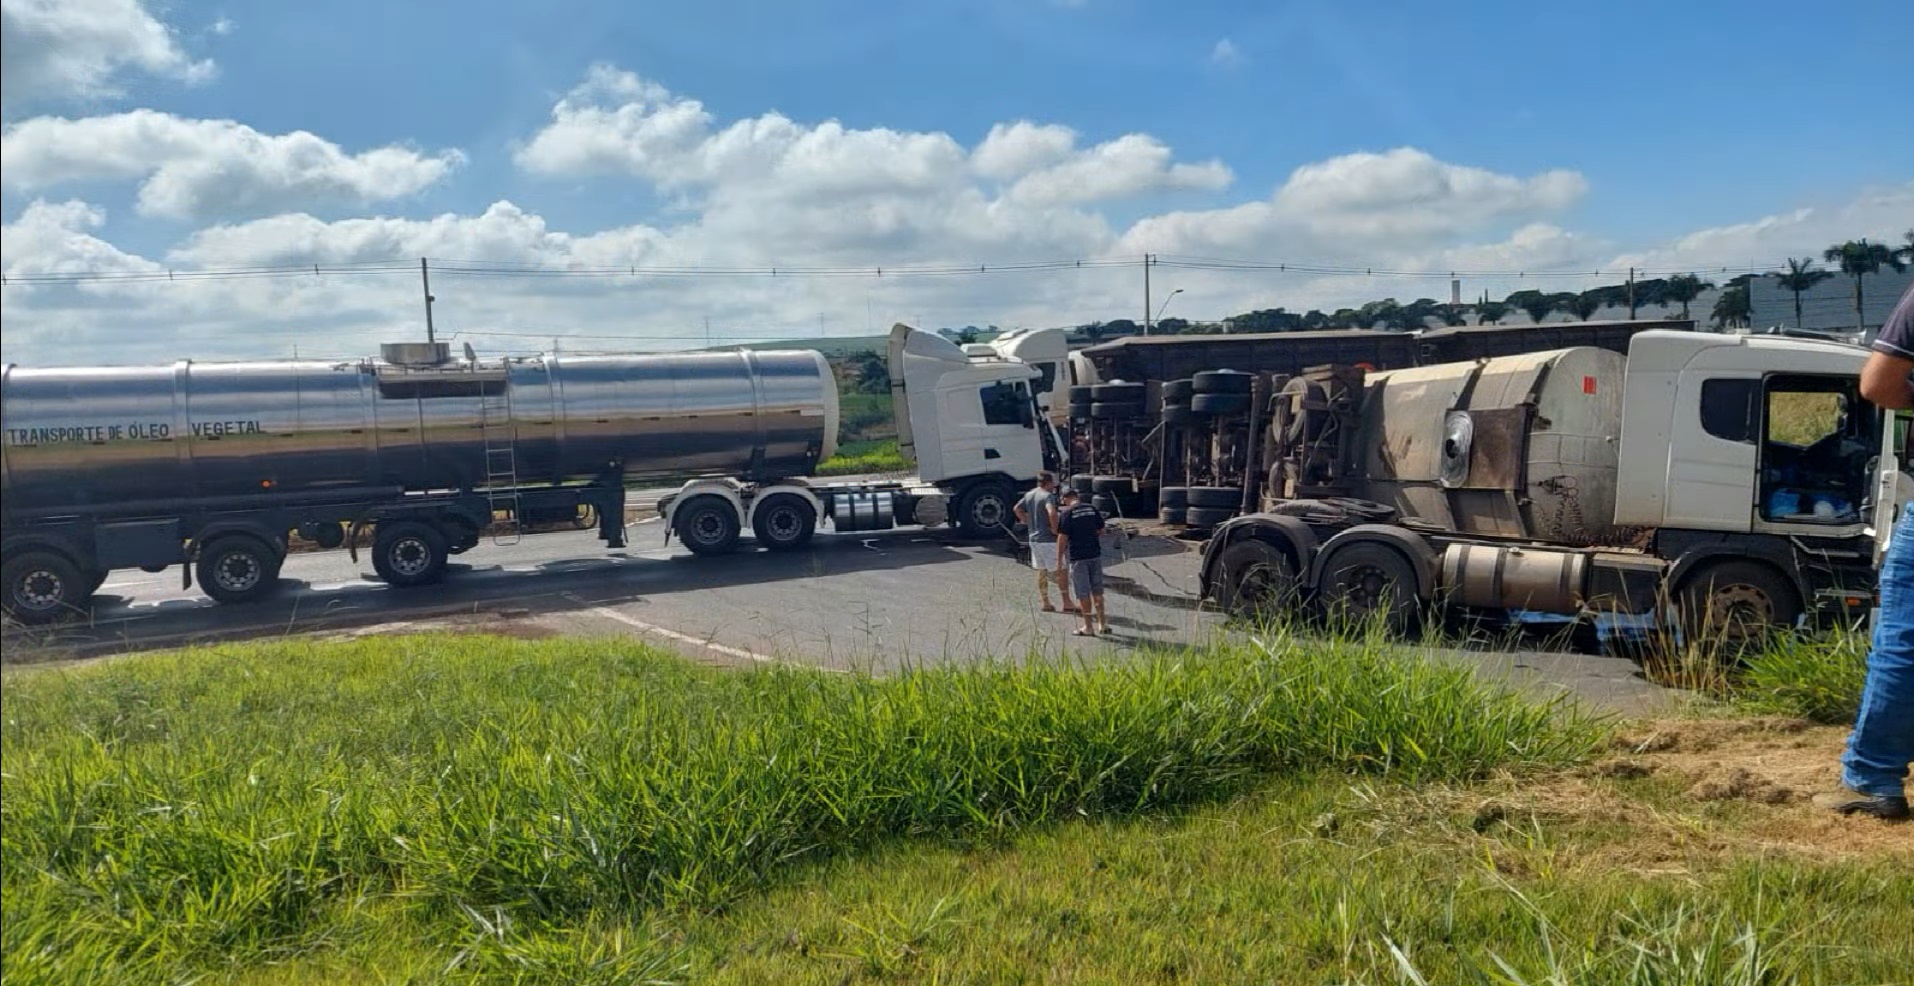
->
<box><xmin>0</xmin><ymin>0</ymin><xmax>213</xmax><ymax>109</ymax></box>
<box><xmin>517</xmin><ymin>65</ymin><xmax>1229</xmax><ymax>210</ymax></box>
<box><xmin>1211</xmin><ymin>38</ymin><xmax>1244</xmax><ymax>68</ymax></box>
<box><xmin>5</xmin><ymin>65</ymin><xmax>1910</xmax><ymax>366</ymax></box>
<box><xmin>210</xmin><ymin>16</ymin><xmax>235</xmax><ymax>37</ymax></box>
<box><xmin>1</xmin><ymin>110</ymin><xmax>466</xmax><ymax>220</ymax></box>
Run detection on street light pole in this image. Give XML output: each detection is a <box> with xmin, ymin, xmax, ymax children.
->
<box><xmin>1154</xmin><ymin>288</ymin><xmax>1184</xmax><ymax>328</ymax></box>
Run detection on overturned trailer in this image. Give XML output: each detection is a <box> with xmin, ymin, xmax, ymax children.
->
<box><xmin>1079</xmin><ymin>319</ymin><xmax>1695</xmax><ymax>387</ymax></box>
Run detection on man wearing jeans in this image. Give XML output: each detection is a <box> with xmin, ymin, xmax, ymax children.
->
<box><xmin>1819</xmin><ymin>281</ymin><xmax>1914</xmax><ymax>820</ymax></box>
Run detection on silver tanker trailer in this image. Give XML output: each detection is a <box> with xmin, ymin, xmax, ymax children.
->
<box><xmin>1</xmin><ymin>324</ymin><xmax>1063</xmax><ymax>622</ymax></box>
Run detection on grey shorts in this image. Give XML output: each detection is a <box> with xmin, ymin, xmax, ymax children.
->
<box><xmin>1069</xmin><ymin>557</ymin><xmax>1105</xmax><ymax>598</ymax></box>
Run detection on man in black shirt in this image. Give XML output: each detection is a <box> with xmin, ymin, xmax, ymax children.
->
<box><xmin>1055</xmin><ymin>489</ymin><xmax>1108</xmax><ymax>636</ymax></box>
<box><xmin>1817</xmin><ymin>280</ymin><xmax>1914</xmax><ymax>820</ymax></box>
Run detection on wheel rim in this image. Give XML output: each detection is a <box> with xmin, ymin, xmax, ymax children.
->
<box><xmin>389</xmin><ymin>537</ymin><xmax>432</xmax><ymax>576</ymax></box>
<box><xmin>1343</xmin><ymin>564</ymin><xmax>1396</xmax><ymax>613</ymax></box>
<box><xmin>213</xmin><ymin>552</ymin><xmax>263</xmax><ymax>592</ymax></box>
<box><xmin>971</xmin><ymin>495</ymin><xmax>1006</xmax><ymax>528</ymax></box>
<box><xmin>766</xmin><ymin>506</ymin><xmax>803</xmax><ymax>541</ymax></box>
<box><xmin>1703</xmin><ymin>583</ymin><xmax>1774</xmax><ymax>644</ymax></box>
<box><xmin>13</xmin><ymin>569</ymin><xmax>65</xmax><ymax>612</ymax></box>
<box><xmin>690</xmin><ymin>511</ymin><xmax>727</xmax><ymax>546</ymax></box>
<box><xmin>1238</xmin><ymin>562</ymin><xmax>1287</xmax><ymax>608</ymax></box>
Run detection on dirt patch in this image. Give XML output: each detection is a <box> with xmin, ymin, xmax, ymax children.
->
<box><xmin>320</xmin><ymin>611</ymin><xmax>563</xmax><ymax>643</ymax></box>
<box><xmin>1406</xmin><ymin>718</ymin><xmax>1911</xmax><ymax>871</ymax></box>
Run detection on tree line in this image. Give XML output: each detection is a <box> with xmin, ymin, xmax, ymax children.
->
<box><xmin>1075</xmin><ymin>232</ymin><xmax>1914</xmax><ymax>341</ymax></box>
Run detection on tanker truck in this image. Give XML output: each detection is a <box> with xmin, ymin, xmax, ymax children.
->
<box><xmin>1</xmin><ymin>324</ymin><xmax>1060</xmax><ymax>623</ymax></box>
<box><xmin>1197</xmin><ymin>329</ymin><xmax>1892</xmax><ymax>645</ymax></box>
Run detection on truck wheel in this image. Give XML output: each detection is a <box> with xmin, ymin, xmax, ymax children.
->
<box><xmin>955</xmin><ymin>481</ymin><xmax>1016</xmax><ymax>536</ymax></box>
<box><xmin>1192</xmin><ymin>369</ymin><xmax>1253</xmax><ymax>395</ymax></box>
<box><xmin>1676</xmin><ymin>561</ymin><xmax>1801</xmax><ymax>654</ymax></box>
<box><xmin>373</xmin><ymin>521</ymin><xmax>450</xmax><ymax>587</ymax></box>
<box><xmin>675</xmin><ymin>496</ymin><xmax>742</xmax><ymax>556</ymax></box>
<box><xmin>3</xmin><ymin>551</ymin><xmax>87</xmax><ymax>624</ymax></box>
<box><xmin>1159</xmin><ymin>506</ymin><xmax>1188</xmax><ymax>525</ymax></box>
<box><xmin>1187</xmin><ymin>486</ymin><xmax>1242</xmax><ymax>510</ymax></box>
<box><xmin>1162</xmin><ymin>379</ymin><xmax>1195</xmax><ymax>403</ymax></box>
<box><xmin>1184</xmin><ymin>506</ymin><xmax>1235</xmax><ymax>529</ymax></box>
<box><xmin>196</xmin><ymin>536</ymin><xmax>283</xmax><ymax>604</ymax></box>
<box><xmin>1071</xmin><ymin>474</ymin><xmax>1096</xmax><ymax>496</ymax></box>
<box><xmin>1217</xmin><ymin>539</ymin><xmax>1296</xmax><ymax>615</ymax></box>
<box><xmin>1191</xmin><ymin>393</ymin><xmax>1251</xmax><ymax>416</ymax></box>
<box><xmin>1091</xmin><ymin>382</ymin><xmax>1145</xmax><ymax>403</ymax></box>
<box><xmin>1319</xmin><ymin>541</ymin><xmax>1420</xmax><ymax>635</ymax></box>
<box><xmin>752</xmin><ymin>494</ymin><xmax>816</xmax><ymax>551</ymax></box>
<box><xmin>1160</xmin><ymin>487</ymin><xmax>1189</xmax><ymax>509</ymax></box>
<box><xmin>1089</xmin><ymin>401</ymin><xmax>1144</xmax><ymax>420</ymax></box>
<box><xmin>1162</xmin><ymin>404</ymin><xmax>1196</xmax><ymax>427</ymax></box>
<box><xmin>1090</xmin><ymin>475</ymin><xmax>1135</xmax><ymax>495</ymax></box>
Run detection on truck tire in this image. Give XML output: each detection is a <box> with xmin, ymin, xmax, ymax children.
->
<box><xmin>1162</xmin><ymin>379</ymin><xmax>1195</xmax><ymax>403</ymax></box>
<box><xmin>2</xmin><ymin>551</ymin><xmax>87</xmax><ymax>624</ymax></box>
<box><xmin>1090</xmin><ymin>475</ymin><xmax>1135</xmax><ymax>495</ymax></box>
<box><xmin>1318</xmin><ymin>541</ymin><xmax>1420</xmax><ymax>635</ymax></box>
<box><xmin>1159</xmin><ymin>506</ymin><xmax>1188</xmax><ymax>525</ymax></box>
<box><xmin>1192</xmin><ymin>370</ymin><xmax>1253</xmax><ymax>395</ymax></box>
<box><xmin>1187</xmin><ymin>486</ymin><xmax>1242</xmax><ymax>510</ymax></box>
<box><xmin>1676</xmin><ymin>560</ymin><xmax>1801</xmax><ymax>654</ymax></box>
<box><xmin>1071</xmin><ymin>474</ymin><xmax>1096</xmax><ymax>496</ymax></box>
<box><xmin>1160</xmin><ymin>487</ymin><xmax>1189</xmax><ymax>509</ymax></box>
<box><xmin>674</xmin><ymin>496</ymin><xmax>743</xmax><ymax>556</ymax></box>
<box><xmin>1091</xmin><ymin>382</ymin><xmax>1145</xmax><ymax>403</ymax></box>
<box><xmin>1090</xmin><ymin>401</ymin><xmax>1145</xmax><ymax>420</ymax></box>
<box><xmin>752</xmin><ymin>493</ymin><xmax>817</xmax><ymax>551</ymax></box>
<box><xmin>1216</xmin><ymin>539</ymin><xmax>1297</xmax><ymax>615</ymax></box>
<box><xmin>1184</xmin><ymin>506</ymin><xmax>1235</xmax><ymax>529</ymax></box>
<box><xmin>373</xmin><ymin>520</ymin><xmax>451</xmax><ymax>586</ymax></box>
<box><xmin>955</xmin><ymin>480</ymin><xmax>1016</xmax><ymax>536</ymax></box>
<box><xmin>1069</xmin><ymin>402</ymin><xmax>1093</xmax><ymax>420</ymax></box>
<box><xmin>1092</xmin><ymin>493</ymin><xmax>1119</xmax><ymax>516</ymax></box>
<box><xmin>196</xmin><ymin>535</ymin><xmax>283</xmax><ymax>605</ymax></box>
<box><xmin>1161</xmin><ymin>404</ymin><xmax>1196</xmax><ymax>427</ymax></box>
<box><xmin>1068</xmin><ymin>385</ymin><xmax>1095</xmax><ymax>404</ymax></box>
<box><xmin>1191</xmin><ymin>393</ymin><xmax>1251</xmax><ymax>416</ymax></box>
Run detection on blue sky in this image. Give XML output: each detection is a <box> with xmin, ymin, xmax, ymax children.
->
<box><xmin>2</xmin><ymin>0</ymin><xmax>1910</xmax><ymax>362</ymax></box>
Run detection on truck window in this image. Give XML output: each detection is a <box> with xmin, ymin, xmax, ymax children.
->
<box><xmin>1699</xmin><ymin>378</ymin><xmax>1757</xmax><ymax>443</ymax></box>
<box><xmin>979</xmin><ymin>382</ymin><xmax>1025</xmax><ymax>426</ymax></box>
<box><xmin>1758</xmin><ymin>375</ymin><xmax>1870</xmax><ymax>524</ymax></box>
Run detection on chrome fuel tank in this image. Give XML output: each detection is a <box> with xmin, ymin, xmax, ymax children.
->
<box><xmin>0</xmin><ymin>348</ymin><xmax>838</xmax><ymax>513</ymax></box>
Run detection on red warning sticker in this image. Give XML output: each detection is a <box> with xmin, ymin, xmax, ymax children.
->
<box><xmin>1582</xmin><ymin>375</ymin><xmax>1597</xmax><ymax>395</ymax></box>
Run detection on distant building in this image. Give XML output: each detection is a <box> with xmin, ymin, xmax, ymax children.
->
<box><xmin>1748</xmin><ymin>267</ymin><xmax>1913</xmax><ymax>340</ymax></box>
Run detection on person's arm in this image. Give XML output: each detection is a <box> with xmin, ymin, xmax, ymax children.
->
<box><xmin>1044</xmin><ymin>501</ymin><xmax>1060</xmax><ymax>536</ymax></box>
<box><xmin>1013</xmin><ymin>497</ymin><xmax>1029</xmax><ymax>525</ymax></box>
<box><xmin>1865</xmin><ymin>286</ymin><xmax>1914</xmax><ymax>409</ymax></box>
<box><xmin>1861</xmin><ymin>351</ymin><xmax>1914</xmax><ymax>410</ymax></box>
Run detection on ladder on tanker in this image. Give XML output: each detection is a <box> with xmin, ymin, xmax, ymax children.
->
<box><xmin>478</xmin><ymin>383</ymin><xmax>521</xmax><ymax>546</ymax></box>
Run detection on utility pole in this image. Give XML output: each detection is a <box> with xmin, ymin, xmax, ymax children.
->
<box><xmin>1143</xmin><ymin>253</ymin><xmax>1153</xmax><ymax>335</ymax></box>
<box><xmin>705</xmin><ymin>315</ymin><xmax>712</xmax><ymax>347</ymax></box>
<box><xmin>1626</xmin><ymin>267</ymin><xmax>1636</xmax><ymax>321</ymax></box>
<box><xmin>420</xmin><ymin>257</ymin><xmax>436</xmax><ymax>344</ymax></box>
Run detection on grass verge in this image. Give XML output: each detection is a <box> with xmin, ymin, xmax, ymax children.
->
<box><xmin>1733</xmin><ymin>630</ymin><xmax>1870</xmax><ymax>724</ymax></box>
<box><xmin>2</xmin><ymin>629</ymin><xmax>1598</xmax><ymax>984</ymax></box>
<box><xmin>816</xmin><ymin>438</ymin><xmax>910</xmax><ymax>476</ymax></box>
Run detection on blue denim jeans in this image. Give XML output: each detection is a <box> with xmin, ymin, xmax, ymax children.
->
<box><xmin>1843</xmin><ymin>517</ymin><xmax>1914</xmax><ymax>798</ymax></box>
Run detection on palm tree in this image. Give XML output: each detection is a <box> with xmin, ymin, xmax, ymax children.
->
<box><xmin>1711</xmin><ymin>281</ymin><xmax>1750</xmax><ymax>331</ymax></box>
<box><xmin>1565</xmin><ymin>293</ymin><xmax>1602</xmax><ymax>321</ymax></box>
<box><xmin>1773</xmin><ymin>257</ymin><xmax>1834</xmax><ymax>329</ymax></box>
<box><xmin>1662</xmin><ymin>274</ymin><xmax>1711</xmax><ymax>320</ymax></box>
<box><xmin>1474</xmin><ymin>300</ymin><xmax>1508</xmax><ymax>325</ymax></box>
<box><xmin>1900</xmin><ymin>229</ymin><xmax>1914</xmax><ymax>265</ymax></box>
<box><xmin>1824</xmin><ymin>239</ymin><xmax>1911</xmax><ymax>332</ymax></box>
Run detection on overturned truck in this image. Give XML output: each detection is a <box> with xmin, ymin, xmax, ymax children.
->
<box><xmin>1196</xmin><ymin>329</ymin><xmax>1892</xmax><ymax>643</ymax></box>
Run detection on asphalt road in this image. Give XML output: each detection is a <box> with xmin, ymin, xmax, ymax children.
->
<box><xmin>3</xmin><ymin>512</ymin><xmax>1679</xmax><ymax>715</ymax></box>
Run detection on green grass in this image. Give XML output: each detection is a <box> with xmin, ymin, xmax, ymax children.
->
<box><xmin>1733</xmin><ymin>630</ymin><xmax>1870</xmax><ymax>724</ymax></box>
<box><xmin>816</xmin><ymin>438</ymin><xmax>910</xmax><ymax>476</ymax></box>
<box><xmin>1</xmin><ymin>630</ymin><xmax>1602</xmax><ymax>984</ymax></box>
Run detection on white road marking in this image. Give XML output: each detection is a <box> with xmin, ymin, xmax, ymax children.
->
<box><xmin>572</xmin><ymin>597</ymin><xmax>842</xmax><ymax>672</ymax></box>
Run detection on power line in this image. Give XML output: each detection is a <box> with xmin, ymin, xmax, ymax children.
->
<box><xmin>1</xmin><ymin>252</ymin><xmax>1877</xmax><ymax>287</ymax></box>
